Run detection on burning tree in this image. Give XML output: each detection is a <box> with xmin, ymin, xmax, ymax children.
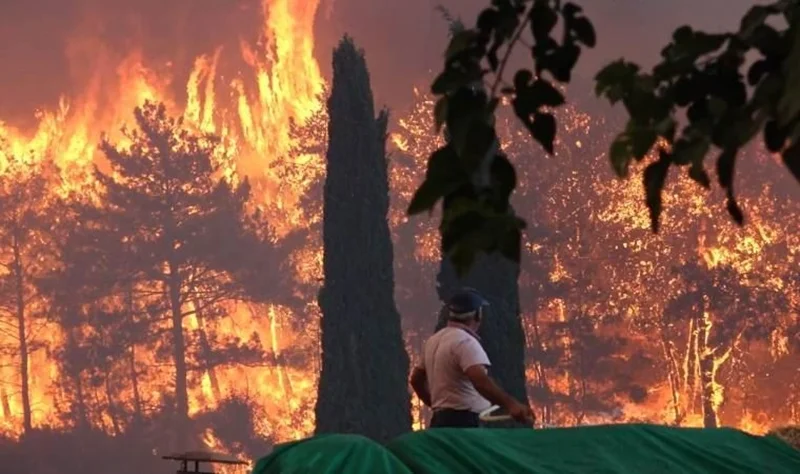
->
<box><xmin>662</xmin><ymin>261</ymin><xmax>790</xmax><ymax>428</ymax></box>
<box><xmin>0</xmin><ymin>146</ymin><xmax>60</xmax><ymax>435</ymax></box>
<box><xmin>63</xmin><ymin>102</ymin><xmax>279</xmax><ymax>446</ymax></box>
<box><xmin>315</xmin><ymin>37</ymin><xmax>412</xmax><ymax>441</ymax></box>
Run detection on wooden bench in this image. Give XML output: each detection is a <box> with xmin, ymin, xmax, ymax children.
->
<box><xmin>162</xmin><ymin>451</ymin><xmax>249</xmax><ymax>474</ymax></box>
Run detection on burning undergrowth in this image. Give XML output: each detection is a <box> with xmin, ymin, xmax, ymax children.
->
<box><xmin>0</xmin><ymin>2</ymin><xmax>797</xmax><ymax>473</ymax></box>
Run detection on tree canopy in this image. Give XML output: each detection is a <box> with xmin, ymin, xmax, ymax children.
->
<box><xmin>407</xmin><ymin>0</ymin><xmax>800</xmax><ymax>275</ymax></box>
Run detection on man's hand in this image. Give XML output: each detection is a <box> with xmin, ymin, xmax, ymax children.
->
<box><xmin>465</xmin><ymin>365</ymin><xmax>535</xmax><ymax>426</ymax></box>
<box><xmin>506</xmin><ymin>400</ymin><xmax>535</xmax><ymax>426</ymax></box>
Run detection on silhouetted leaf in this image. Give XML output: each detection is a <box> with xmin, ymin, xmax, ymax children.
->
<box><xmin>714</xmin><ymin>113</ymin><xmax>762</xmax><ymax>149</ymax></box>
<box><xmin>442</xmin><ymin>209</ymin><xmax>490</xmax><ymax>273</ymax></box>
<box><xmin>446</xmin><ymin>30</ymin><xmax>479</xmax><ymax>61</ymax></box>
<box><xmin>431</xmin><ymin>66</ymin><xmax>480</xmax><ymax>95</ymax></box>
<box><xmin>688</xmin><ymin>162</ymin><xmax>711</xmax><ymax>189</ymax></box>
<box><xmin>763</xmin><ymin>119</ymin><xmax>787</xmax><ymax>152</ymax></box>
<box><xmin>671</xmin><ymin>134</ymin><xmax>710</xmax><ymax>166</ymax></box>
<box><xmin>688</xmin><ymin>32</ymin><xmax>729</xmax><ymax>57</ymax></box>
<box><xmin>643</xmin><ymin>152</ymin><xmax>671</xmax><ymax>233</ymax></box>
<box><xmin>739</xmin><ymin>5</ymin><xmax>772</xmax><ymax>40</ymax></box>
<box><xmin>533</xmin><ymin>79</ymin><xmax>565</xmax><ymax>106</ymax></box>
<box><xmin>726</xmin><ymin>194</ymin><xmax>745</xmax><ymax>225</ymax></box>
<box><xmin>434</xmin><ymin>97</ymin><xmax>448</xmax><ymax>133</ymax></box>
<box><xmin>408</xmin><ymin>180</ymin><xmax>444</xmax><ymax>216</ymax></box>
<box><xmin>529</xmin><ymin>0</ymin><xmax>558</xmax><ymax>41</ymax></box>
<box><xmin>490</xmin><ymin>153</ymin><xmax>517</xmax><ymax>204</ymax></box>
<box><xmin>716</xmin><ymin>147</ymin><xmax>738</xmax><ymax>190</ymax></box>
<box><xmin>686</xmin><ymin>99</ymin><xmax>710</xmax><ymax>124</ymax></box>
<box><xmin>672</xmin><ymin>77</ymin><xmax>696</xmax><ymax>107</ymax></box>
<box><xmin>629</xmin><ymin>125</ymin><xmax>658</xmax><ymax>159</ymax></box>
<box><xmin>655</xmin><ymin>116</ymin><xmax>678</xmax><ymax>142</ymax></box>
<box><xmin>782</xmin><ymin>142</ymin><xmax>800</xmax><ymax>183</ymax></box>
<box><xmin>407</xmin><ymin>146</ymin><xmax>465</xmax><ymax>215</ymax></box>
<box><xmin>550</xmin><ymin>42</ymin><xmax>581</xmax><ymax>82</ymax></box>
<box><xmin>513</xmin><ymin>69</ymin><xmax>534</xmax><ymax>89</ymax></box>
<box><xmin>477</xmin><ymin>8</ymin><xmax>499</xmax><ymax>36</ymax></box>
<box><xmin>571</xmin><ymin>18</ymin><xmax>596</xmax><ymax>47</ymax></box>
<box><xmin>609</xmin><ymin>134</ymin><xmax>632</xmax><ymax>178</ymax></box>
<box><xmin>515</xmin><ymin>79</ymin><xmax>565</xmax><ymax>113</ymax></box>
<box><xmin>746</xmin><ymin>59</ymin><xmax>772</xmax><ymax>85</ymax></box>
<box><xmin>594</xmin><ymin>60</ymin><xmax>640</xmax><ymax>102</ymax></box>
<box><xmin>777</xmin><ymin>24</ymin><xmax>800</xmax><ymax>126</ymax></box>
<box><xmin>487</xmin><ymin>42</ymin><xmax>501</xmax><ymax>72</ymax></box>
<box><xmin>749</xmin><ymin>24</ymin><xmax>783</xmax><ymax>57</ymax></box>
<box><xmin>673</xmin><ymin>25</ymin><xmax>693</xmax><ymax>44</ymax></box>
<box><xmin>530</xmin><ymin>112</ymin><xmax>556</xmax><ymax>154</ymax></box>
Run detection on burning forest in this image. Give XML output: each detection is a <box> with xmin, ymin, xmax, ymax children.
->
<box><xmin>0</xmin><ymin>0</ymin><xmax>798</xmax><ymax>473</ymax></box>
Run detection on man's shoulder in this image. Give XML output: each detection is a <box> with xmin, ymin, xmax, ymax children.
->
<box><xmin>433</xmin><ymin>326</ymin><xmax>470</xmax><ymax>341</ymax></box>
<box><xmin>432</xmin><ymin>327</ymin><xmax>482</xmax><ymax>352</ymax></box>
<box><xmin>424</xmin><ymin>327</ymin><xmax>463</xmax><ymax>350</ymax></box>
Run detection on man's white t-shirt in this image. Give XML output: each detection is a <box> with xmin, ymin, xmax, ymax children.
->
<box><xmin>417</xmin><ymin>326</ymin><xmax>492</xmax><ymax>413</ymax></box>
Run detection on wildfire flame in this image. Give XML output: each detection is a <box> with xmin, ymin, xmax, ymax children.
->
<box><xmin>0</xmin><ymin>4</ymin><xmax>797</xmax><ymax>466</ymax></box>
<box><xmin>0</xmin><ymin>0</ymin><xmax>326</xmax><ymax>447</ymax></box>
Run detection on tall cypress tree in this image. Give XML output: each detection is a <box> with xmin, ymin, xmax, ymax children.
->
<box><xmin>315</xmin><ymin>36</ymin><xmax>412</xmax><ymax>441</ymax></box>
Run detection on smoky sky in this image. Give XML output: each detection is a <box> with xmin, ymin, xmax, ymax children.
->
<box><xmin>0</xmin><ymin>0</ymin><xmax>775</xmax><ymax>125</ymax></box>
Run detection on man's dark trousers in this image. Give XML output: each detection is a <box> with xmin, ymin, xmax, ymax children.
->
<box><xmin>430</xmin><ymin>408</ymin><xmax>480</xmax><ymax>428</ymax></box>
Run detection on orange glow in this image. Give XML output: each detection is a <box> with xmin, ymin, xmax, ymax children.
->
<box><xmin>0</xmin><ymin>0</ymin><xmax>325</xmax><ymax>446</ymax></box>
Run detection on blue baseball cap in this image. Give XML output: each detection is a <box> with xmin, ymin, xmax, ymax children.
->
<box><xmin>447</xmin><ymin>288</ymin><xmax>489</xmax><ymax>320</ymax></box>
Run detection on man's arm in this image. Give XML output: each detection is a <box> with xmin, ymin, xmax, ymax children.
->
<box><xmin>463</xmin><ymin>365</ymin><xmax>517</xmax><ymax>409</ymax></box>
<box><xmin>454</xmin><ymin>338</ymin><xmax>534</xmax><ymax>425</ymax></box>
<box><xmin>409</xmin><ymin>366</ymin><xmax>432</xmax><ymax>407</ymax></box>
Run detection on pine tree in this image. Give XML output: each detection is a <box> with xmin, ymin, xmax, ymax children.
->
<box><xmin>0</xmin><ymin>148</ymin><xmax>58</xmax><ymax>435</ymax></box>
<box><xmin>79</xmin><ymin>102</ymin><xmax>277</xmax><ymax>447</ymax></box>
<box><xmin>315</xmin><ymin>36</ymin><xmax>412</xmax><ymax>441</ymax></box>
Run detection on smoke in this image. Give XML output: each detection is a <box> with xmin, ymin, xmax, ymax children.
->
<box><xmin>0</xmin><ymin>0</ymin><xmax>771</xmax><ymax>122</ymax></box>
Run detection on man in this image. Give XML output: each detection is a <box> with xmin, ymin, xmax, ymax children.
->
<box><xmin>410</xmin><ymin>288</ymin><xmax>535</xmax><ymax>428</ymax></box>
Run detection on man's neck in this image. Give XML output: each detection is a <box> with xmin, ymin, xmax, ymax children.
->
<box><xmin>447</xmin><ymin>321</ymin><xmax>481</xmax><ymax>340</ymax></box>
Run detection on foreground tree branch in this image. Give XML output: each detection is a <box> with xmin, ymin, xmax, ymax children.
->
<box><xmin>408</xmin><ymin>0</ymin><xmax>800</xmax><ymax>275</ymax></box>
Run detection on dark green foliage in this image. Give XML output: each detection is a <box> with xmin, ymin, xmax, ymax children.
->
<box><xmin>595</xmin><ymin>0</ymin><xmax>800</xmax><ymax>230</ymax></box>
<box><xmin>314</xmin><ymin>36</ymin><xmax>412</xmax><ymax>442</ymax></box>
<box><xmin>408</xmin><ymin>0</ymin><xmax>800</xmax><ymax>275</ymax></box>
<box><xmin>408</xmin><ymin>1</ymin><xmax>593</xmax><ymax>275</ymax></box>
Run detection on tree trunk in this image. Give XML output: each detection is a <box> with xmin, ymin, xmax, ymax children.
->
<box><xmin>168</xmin><ymin>265</ymin><xmax>190</xmax><ymax>446</ymax></box>
<box><xmin>12</xmin><ymin>229</ymin><xmax>32</xmax><ymax>434</ymax></box>
<box><xmin>267</xmin><ymin>306</ymin><xmax>294</xmax><ymax>408</ymax></box>
<box><xmin>528</xmin><ymin>308</ymin><xmax>553</xmax><ymax>424</ymax></box>
<box><xmin>104</xmin><ymin>375</ymin><xmax>121</xmax><ymax>436</ymax></box>
<box><xmin>64</xmin><ymin>326</ymin><xmax>90</xmax><ymax>430</ymax></box>
<box><xmin>683</xmin><ymin>318</ymin><xmax>699</xmax><ymax>415</ymax></box>
<box><xmin>659</xmin><ymin>331</ymin><xmax>682</xmax><ymax>424</ymax></box>
<box><xmin>124</xmin><ymin>285</ymin><xmax>144</xmax><ymax>422</ymax></box>
<box><xmin>697</xmin><ymin>310</ymin><xmax>718</xmax><ymax>428</ymax></box>
<box><xmin>194</xmin><ymin>304</ymin><xmax>222</xmax><ymax>401</ymax></box>
<box><xmin>0</xmin><ymin>384</ymin><xmax>11</xmax><ymax>420</ymax></box>
<box><xmin>129</xmin><ymin>344</ymin><xmax>143</xmax><ymax>422</ymax></box>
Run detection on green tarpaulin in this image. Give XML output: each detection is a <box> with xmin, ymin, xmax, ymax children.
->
<box><xmin>251</xmin><ymin>434</ymin><xmax>412</xmax><ymax>474</ymax></box>
<box><xmin>252</xmin><ymin>424</ymin><xmax>800</xmax><ymax>474</ymax></box>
